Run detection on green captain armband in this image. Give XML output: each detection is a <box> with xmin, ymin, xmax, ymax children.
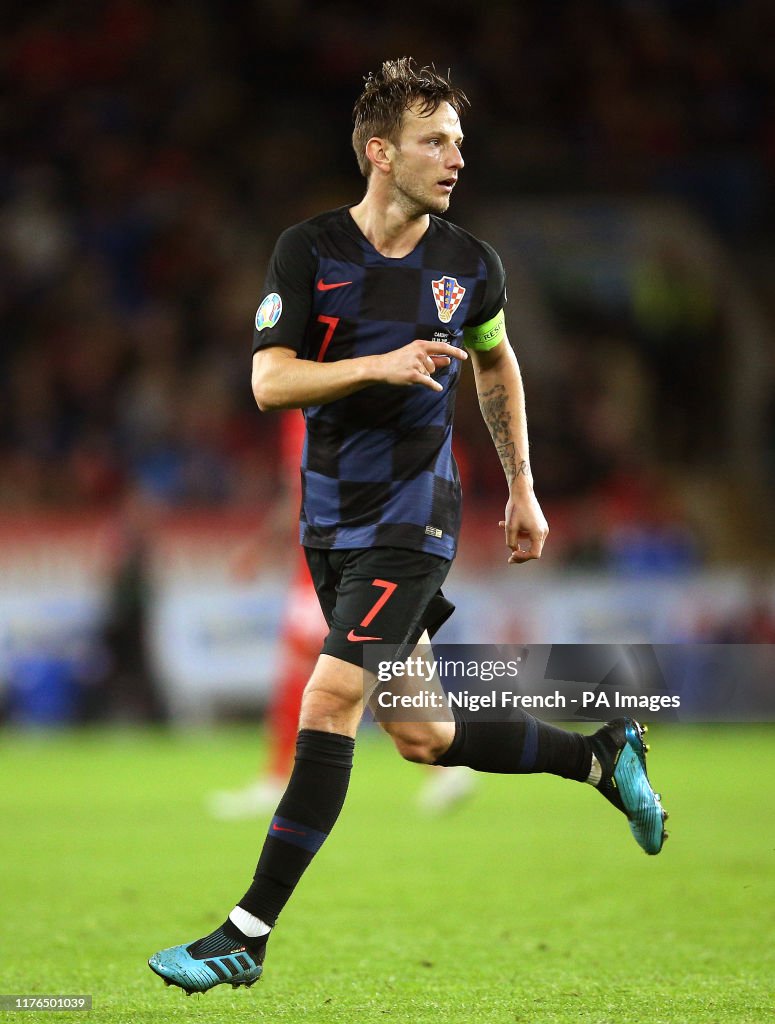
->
<box><xmin>463</xmin><ymin>309</ymin><xmax>506</xmax><ymax>351</ymax></box>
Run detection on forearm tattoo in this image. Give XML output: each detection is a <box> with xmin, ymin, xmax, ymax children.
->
<box><xmin>479</xmin><ymin>384</ymin><xmax>511</xmax><ymax>446</ymax></box>
<box><xmin>479</xmin><ymin>384</ymin><xmax>528</xmax><ymax>484</ymax></box>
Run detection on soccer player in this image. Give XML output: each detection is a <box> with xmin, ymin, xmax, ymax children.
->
<box><xmin>149</xmin><ymin>58</ymin><xmax>668</xmax><ymax>995</ymax></box>
<box><xmin>207</xmin><ymin>410</ymin><xmax>331</xmax><ymax>820</ymax></box>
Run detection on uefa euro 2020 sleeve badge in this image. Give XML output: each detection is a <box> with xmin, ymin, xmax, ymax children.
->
<box><xmin>255</xmin><ymin>292</ymin><xmax>283</xmax><ymax>331</ymax></box>
<box><xmin>431</xmin><ymin>276</ymin><xmax>466</xmax><ymax>323</ymax></box>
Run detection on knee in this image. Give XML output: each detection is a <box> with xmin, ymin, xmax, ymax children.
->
<box><xmin>299</xmin><ymin>660</ymin><xmax>364</xmax><ymax>734</ymax></box>
<box><xmin>388</xmin><ymin>723</ymin><xmax>454</xmax><ymax>765</ymax></box>
<box><xmin>300</xmin><ymin>685</ymin><xmax>360</xmax><ymax>731</ymax></box>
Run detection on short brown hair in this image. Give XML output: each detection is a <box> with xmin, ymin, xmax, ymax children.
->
<box><xmin>352</xmin><ymin>58</ymin><xmax>469</xmax><ymax>179</ymax></box>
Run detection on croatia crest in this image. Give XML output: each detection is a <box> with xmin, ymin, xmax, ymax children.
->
<box><xmin>431</xmin><ymin>276</ymin><xmax>466</xmax><ymax>323</ymax></box>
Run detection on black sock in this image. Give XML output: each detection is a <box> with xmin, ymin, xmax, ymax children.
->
<box><xmin>237</xmin><ymin>729</ymin><xmax>354</xmax><ymax>926</ymax></box>
<box><xmin>435</xmin><ymin>712</ymin><xmax>592</xmax><ymax>781</ymax></box>
<box><xmin>188</xmin><ymin>919</ymin><xmax>268</xmax><ymax>958</ymax></box>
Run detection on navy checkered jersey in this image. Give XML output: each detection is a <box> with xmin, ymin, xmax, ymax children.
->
<box><xmin>252</xmin><ymin>206</ymin><xmax>506</xmax><ymax>558</ymax></box>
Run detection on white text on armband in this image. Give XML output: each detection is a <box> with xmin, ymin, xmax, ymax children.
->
<box><xmin>463</xmin><ymin>309</ymin><xmax>505</xmax><ymax>351</ymax></box>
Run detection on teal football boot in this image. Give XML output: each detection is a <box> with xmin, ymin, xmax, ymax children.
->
<box><xmin>591</xmin><ymin>718</ymin><xmax>669</xmax><ymax>855</ymax></box>
<box><xmin>149</xmin><ymin>926</ymin><xmax>265</xmax><ymax>995</ymax></box>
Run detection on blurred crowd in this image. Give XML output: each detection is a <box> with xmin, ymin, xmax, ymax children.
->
<box><xmin>2</xmin><ymin>0</ymin><xmax>774</xmax><ymax>566</ymax></box>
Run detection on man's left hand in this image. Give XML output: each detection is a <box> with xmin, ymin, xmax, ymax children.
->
<box><xmin>499</xmin><ymin>492</ymin><xmax>549</xmax><ymax>564</ymax></box>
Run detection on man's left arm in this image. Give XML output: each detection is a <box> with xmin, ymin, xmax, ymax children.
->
<box><xmin>470</xmin><ymin>334</ymin><xmax>549</xmax><ymax>564</ymax></box>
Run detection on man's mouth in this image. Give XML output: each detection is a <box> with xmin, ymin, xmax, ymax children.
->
<box><xmin>437</xmin><ymin>178</ymin><xmax>457</xmax><ymax>192</ymax></box>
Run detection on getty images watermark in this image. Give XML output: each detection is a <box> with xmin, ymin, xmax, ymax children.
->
<box><xmin>363</xmin><ymin>644</ymin><xmax>775</xmax><ymax>723</ymax></box>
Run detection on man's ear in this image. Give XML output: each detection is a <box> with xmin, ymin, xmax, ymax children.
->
<box><xmin>365</xmin><ymin>136</ymin><xmax>393</xmax><ymax>176</ymax></box>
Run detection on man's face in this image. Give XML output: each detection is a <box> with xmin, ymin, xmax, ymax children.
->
<box><xmin>389</xmin><ymin>101</ymin><xmax>464</xmax><ymax>216</ymax></box>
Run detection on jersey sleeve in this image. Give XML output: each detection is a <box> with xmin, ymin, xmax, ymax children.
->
<box><xmin>252</xmin><ymin>223</ymin><xmax>317</xmax><ymax>355</ymax></box>
<box><xmin>463</xmin><ymin>240</ymin><xmax>508</xmax><ymax>352</ymax></box>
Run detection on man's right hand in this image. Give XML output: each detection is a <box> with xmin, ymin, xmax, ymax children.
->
<box><xmin>373</xmin><ymin>340</ymin><xmax>468</xmax><ymax>392</ymax></box>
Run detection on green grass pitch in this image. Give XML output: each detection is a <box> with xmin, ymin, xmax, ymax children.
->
<box><xmin>1</xmin><ymin>724</ymin><xmax>772</xmax><ymax>1023</ymax></box>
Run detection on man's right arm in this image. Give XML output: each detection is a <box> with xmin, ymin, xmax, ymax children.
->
<box><xmin>252</xmin><ymin>342</ymin><xmax>467</xmax><ymax>411</ymax></box>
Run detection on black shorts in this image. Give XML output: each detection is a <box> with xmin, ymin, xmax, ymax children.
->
<box><xmin>304</xmin><ymin>546</ymin><xmax>455</xmax><ymax>668</ymax></box>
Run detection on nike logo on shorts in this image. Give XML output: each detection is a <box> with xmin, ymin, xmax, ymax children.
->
<box><xmin>346</xmin><ymin>629</ymin><xmax>382</xmax><ymax>642</ymax></box>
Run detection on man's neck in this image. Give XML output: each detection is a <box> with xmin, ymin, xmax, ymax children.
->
<box><xmin>349</xmin><ymin>194</ymin><xmax>430</xmax><ymax>259</ymax></box>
